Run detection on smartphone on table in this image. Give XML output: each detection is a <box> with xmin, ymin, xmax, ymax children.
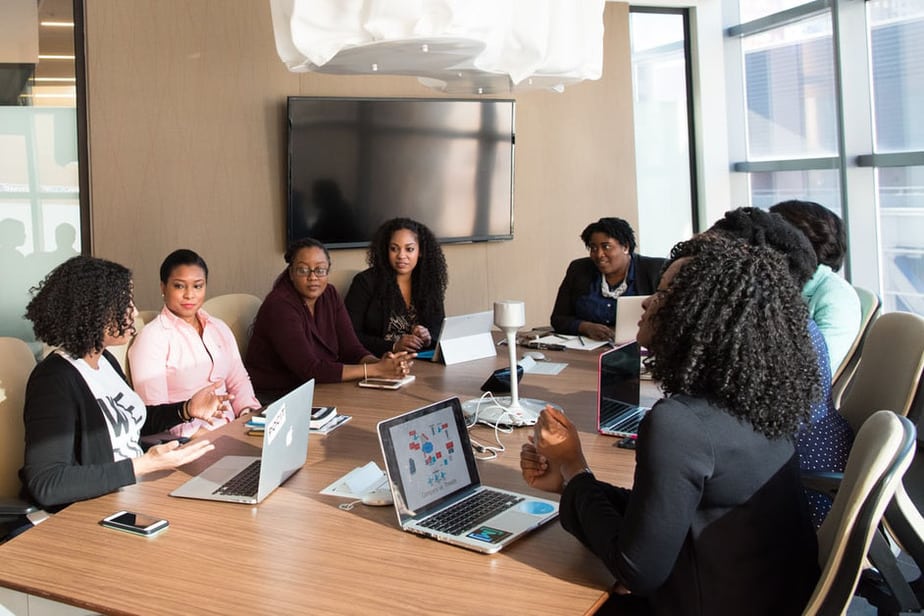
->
<box><xmin>358</xmin><ymin>375</ymin><xmax>416</xmax><ymax>390</ymax></box>
<box><xmin>100</xmin><ymin>511</ymin><xmax>169</xmax><ymax>537</ymax></box>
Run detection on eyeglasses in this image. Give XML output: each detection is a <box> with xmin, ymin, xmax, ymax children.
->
<box><xmin>291</xmin><ymin>266</ymin><xmax>330</xmax><ymax>278</ymax></box>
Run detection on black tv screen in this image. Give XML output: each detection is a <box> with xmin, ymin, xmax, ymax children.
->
<box><xmin>287</xmin><ymin>97</ymin><xmax>515</xmax><ymax>248</ymax></box>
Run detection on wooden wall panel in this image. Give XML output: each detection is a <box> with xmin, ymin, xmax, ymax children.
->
<box><xmin>85</xmin><ymin>1</ymin><xmax>637</xmax><ymax>329</ymax></box>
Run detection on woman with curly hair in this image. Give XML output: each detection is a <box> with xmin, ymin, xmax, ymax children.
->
<box><xmin>21</xmin><ymin>256</ymin><xmax>227</xmax><ymax>510</ymax></box>
<box><xmin>770</xmin><ymin>200</ymin><xmax>861</xmax><ymax>374</ymax></box>
<box><xmin>708</xmin><ymin>206</ymin><xmax>853</xmax><ymax>527</ymax></box>
<box><xmin>345</xmin><ymin>218</ymin><xmax>447</xmax><ymax>355</ymax></box>
<box><xmin>521</xmin><ymin>236</ymin><xmax>819</xmax><ymax>615</ymax></box>
<box><xmin>550</xmin><ymin>217</ymin><xmax>664</xmax><ymax>340</ymax></box>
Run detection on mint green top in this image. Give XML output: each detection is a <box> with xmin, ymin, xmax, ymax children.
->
<box><xmin>802</xmin><ymin>264</ymin><xmax>861</xmax><ymax>375</ymax></box>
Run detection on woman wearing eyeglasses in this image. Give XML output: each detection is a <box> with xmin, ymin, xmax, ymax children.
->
<box><xmin>345</xmin><ymin>218</ymin><xmax>447</xmax><ymax>356</ymax></box>
<box><xmin>245</xmin><ymin>238</ymin><xmax>412</xmax><ymax>403</ymax></box>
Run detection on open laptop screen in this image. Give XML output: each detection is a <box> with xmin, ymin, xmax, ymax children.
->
<box><xmin>379</xmin><ymin>398</ymin><xmax>480</xmax><ymax>516</ymax></box>
<box><xmin>600</xmin><ymin>342</ymin><xmax>641</xmax><ymax>408</ymax></box>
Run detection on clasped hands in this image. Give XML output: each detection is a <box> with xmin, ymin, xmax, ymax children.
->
<box><xmin>392</xmin><ymin>325</ymin><xmax>432</xmax><ymax>353</ymax></box>
<box><xmin>520</xmin><ymin>405</ymin><xmax>589</xmax><ymax>494</ymax></box>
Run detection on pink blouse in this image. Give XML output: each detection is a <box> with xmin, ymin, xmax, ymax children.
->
<box><xmin>128</xmin><ymin>307</ymin><xmax>260</xmax><ymax>437</ymax></box>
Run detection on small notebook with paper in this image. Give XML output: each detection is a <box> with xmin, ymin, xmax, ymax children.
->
<box><xmin>377</xmin><ymin>397</ymin><xmax>559</xmax><ymax>554</ymax></box>
<box><xmin>170</xmin><ymin>380</ymin><xmax>313</xmax><ymax>504</ymax></box>
<box><xmin>597</xmin><ymin>342</ymin><xmax>649</xmax><ymax>438</ymax></box>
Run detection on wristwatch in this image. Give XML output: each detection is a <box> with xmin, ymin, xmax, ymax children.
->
<box><xmin>563</xmin><ymin>467</ymin><xmax>594</xmax><ymax>488</ymax></box>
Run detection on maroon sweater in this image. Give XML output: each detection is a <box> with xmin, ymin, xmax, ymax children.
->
<box><xmin>246</xmin><ymin>272</ymin><xmax>370</xmax><ymax>397</ymax></box>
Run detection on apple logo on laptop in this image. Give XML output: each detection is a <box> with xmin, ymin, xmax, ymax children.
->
<box><xmin>286</xmin><ymin>426</ymin><xmax>294</xmax><ymax>447</ymax></box>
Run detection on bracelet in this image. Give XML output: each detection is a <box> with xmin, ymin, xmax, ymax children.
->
<box><xmin>363</xmin><ymin>363</ymin><xmax>368</xmax><ymax>380</ymax></box>
<box><xmin>563</xmin><ymin>467</ymin><xmax>593</xmax><ymax>488</ymax></box>
<box><xmin>181</xmin><ymin>399</ymin><xmax>192</xmax><ymax>422</ymax></box>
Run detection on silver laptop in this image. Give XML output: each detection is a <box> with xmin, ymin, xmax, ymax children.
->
<box><xmin>430</xmin><ymin>310</ymin><xmax>496</xmax><ymax>365</ymax></box>
<box><xmin>377</xmin><ymin>397</ymin><xmax>559</xmax><ymax>554</ymax></box>
<box><xmin>597</xmin><ymin>342</ymin><xmax>649</xmax><ymax>438</ymax></box>
<box><xmin>170</xmin><ymin>379</ymin><xmax>314</xmax><ymax>504</ymax></box>
<box><xmin>614</xmin><ymin>295</ymin><xmax>648</xmax><ymax>344</ymax></box>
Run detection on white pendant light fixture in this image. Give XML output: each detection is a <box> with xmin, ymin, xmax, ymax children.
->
<box><xmin>270</xmin><ymin>0</ymin><xmax>605</xmax><ymax>93</ymax></box>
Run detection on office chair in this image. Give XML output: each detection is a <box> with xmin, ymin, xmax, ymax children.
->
<box><xmin>837</xmin><ymin>312</ymin><xmax>924</xmax><ymax>432</ymax></box>
<box><xmin>107</xmin><ymin>315</ymin><xmax>146</xmax><ymax>387</ymax></box>
<box><xmin>136</xmin><ymin>309</ymin><xmax>159</xmax><ymax>325</ymax></box>
<box><xmin>832</xmin><ymin>286</ymin><xmax>881</xmax><ymax>408</ymax></box>
<box><xmin>803</xmin><ymin>411</ymin><xmax>916</xmax><ymax>616</ymax></box>
<box><xmin>327</xmin><ymin>268</ymin><xmax>359</xmax><ymax>297</ymax></box>
<box><xmin>201</xmin><ymin>293</ymin><xmax>262</xmax><ymax>358</ymax></box>
<box><xmin>0</xmin><ymin>337</ymin><xmax>40</xmax><ymax>542</ymax></box>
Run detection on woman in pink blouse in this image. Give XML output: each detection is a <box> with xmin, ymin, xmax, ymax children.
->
<box><xmin>129</xmin><ymin>249</ymin><xmax>260</xmax><ymax>438</ymax></box>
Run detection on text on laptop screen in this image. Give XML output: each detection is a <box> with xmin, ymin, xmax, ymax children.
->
<box><xmin>601</xmin><ymin>342</ymin><xmax>641</xmax><ymax>407</ymax></box>
<box><xmin>384</xmin><ymin>402</ymin><xmax>477</xmax><ymax>513</ymax></box>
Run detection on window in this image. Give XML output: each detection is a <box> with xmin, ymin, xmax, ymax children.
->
<box><xmin>867</xmin><ymin>1</ymin><xmax>924</xmax><ymax>314</ymax></box>
<box><xmin>629</xmin><ymin>8</ymin><xmax>696</xmax><ymax>257</ymax></box>
<box><xmin>727</xmin><ymin>0</ymin><xmax>924</xmax><ymax>316</ymax></box>
<box><xmin>0</xmin><ymin>1</ymin><xmax>85</xmax><ymax>348</ymax></box>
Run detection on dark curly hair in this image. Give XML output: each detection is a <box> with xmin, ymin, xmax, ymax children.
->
<box><xmin>708</xmin><ymin>207</ymin><xmax>817</xmax><ymax>287</ymax></box>
<box><xmin>770</xmin><ymin>200</ymin><xmax>847</xmax><ymax>272</ymax></box>
<box><xmin>580</xmin><ymin>217</ymin><xmax>636</xmax><ymax>253</ymax></box>
<box><xmin>366</xmin><ymin>218</ymin><xmax>448</xmax><ymax>318</ymax></box>
<box><xmin>159</xmin><ymin>248</ymin><xmax>209</xmax><ymax>283</ymax></box>
<box><xmin>26</xmin><ymin>256</ymin><xmax>135</xmax><ymax>358</ymax></box>
<box><xmin>650</xmin><ymin>235</ymin><xmax>820</xmax><ymax>439</ymax></box>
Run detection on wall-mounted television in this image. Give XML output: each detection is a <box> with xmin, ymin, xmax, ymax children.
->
<box><xmin>287</xmin><ymin>96</ymin><xmax>515</xmax><ymax>249</ymax></box>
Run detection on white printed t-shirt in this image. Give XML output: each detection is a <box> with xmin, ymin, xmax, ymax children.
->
<box><xmin>59</xmin><ymin>351</ymin><xmax>147</xmax><ymax>461</ymax></box>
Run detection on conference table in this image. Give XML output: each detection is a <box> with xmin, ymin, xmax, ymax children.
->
<box><xmin>0</xmin><ymin>344</ymin><xmax>660</xmax><ymax>615</ymax></box>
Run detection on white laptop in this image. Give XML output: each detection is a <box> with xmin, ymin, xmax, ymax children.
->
<box><xmin>614</xmin><ymin>295</ymin><xmax>649</xmax><ymax>344</ymax></box>
<box><xmin>596</xmin><ymin>342</ymin><xmax>649</xmax><ymax>438</ymax></box>
<box><xmin>377</xmin><ymin>397</ymin><xmax>559</xmax><ymax>554</ymax></box>
<box><xmin>170</xmin><ymin>380</ymin><xmax>314</xmax><ymax>504</ymax></box>
<box><xmin>430</xmin><ymin>310</ymin><xmax>497</xmax><ymax>365</ymax></box>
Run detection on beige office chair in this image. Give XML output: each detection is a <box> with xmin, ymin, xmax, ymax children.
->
<box><xmin>201</xmin><ymin>293</ymin><xmax>262</xmax><ymax>358</ymax></box>
<box><xmin>832</xmin><ymin>286</ymin><xmax>881</xmax><ymax>408</ymax></box>
<box><xmin>0</xmin><ymin>337</ymin><xmax>40</xmax><ymax>540</ymax></box>
<box><xmin>836</xmin><ymin>311</ymin><xmax>924</xmax><ymax>432</ymax></box>
<box><xmin>105</xmin><ymin>315</ymin><xmax>146</xmax><ymax>386</ymax></box>
<box><xmin>136</xmin><ymin>309</ymin><xmax>159</xmax><ymax>325</ymax></box>
<box><xmin>327</xmin><ymin>267</ymin><xmax>359</xmax><ymax>297</ymax></box>
<box><xmin>803</xmin><ymin>411</ymin><xmax>916</xmax><ymax>616</ymax></box>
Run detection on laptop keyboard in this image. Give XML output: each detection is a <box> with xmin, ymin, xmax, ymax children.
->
<box><xmin>601</xmin><ymin>399</ymin><xmax>647</xmax><ymax>435</ymax></box>
<box><xmin>214</xmin><ymin>459</ymin><xmax>261</xmax><ymax>498</ymax></box>
<box><xmin>419</xmin><ymin>489</ymin><xmax>523</xmax><ymax>536</ymax></box>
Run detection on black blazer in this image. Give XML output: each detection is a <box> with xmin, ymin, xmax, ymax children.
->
<box><xmin>344</xmin><ymin>268</ymin><xmax>445</xmax><ymax>357</ymax></box>
<box><xmin>550</xmin><ymin>254</ymin><xmax>665</xmax><ymax>334</ymax></box>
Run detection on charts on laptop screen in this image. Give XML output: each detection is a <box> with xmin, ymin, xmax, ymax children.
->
<box><xmin>383</xmin><ymin>402</ymin><xmax>478</xmax><ymax>513</ymax></box>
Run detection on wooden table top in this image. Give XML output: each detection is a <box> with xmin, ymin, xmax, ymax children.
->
<box><xmin>0</xmin><ymin>345</ymin><xmax>658</xmax><ymax>615</ymax></box>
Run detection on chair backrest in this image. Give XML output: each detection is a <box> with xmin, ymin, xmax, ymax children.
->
<box><xmin>837</xmin><ymin>311</ymin><xmax>924</xmax><ymax>433</ymax></box>
<box><xmin>832</xmin><ymin>286</ymin><xmax>881</xmax><ymax>407</ymax></box>
<box><xmin>805</xmin><ymin>411</ymin><xmax>916</xmax><ymax>616</ymax></box>
<box><xmin>327</xmin><ymin>267</ymin><xmax>359</xmax><ymax>297</ymax></box>
<box><xmin>0</xmin><ymin>337</ymin><xmax>37</xmax><ymax>500</ymax></box>
<box><xmin>135</xmin><ymin>309</ymin><xmax>159</xmax><ymax>325</ymax></box>
<box><xmin>201</xmin><ymin>293</ymin><xmax>262</xmax><ymax>358</ymax></box>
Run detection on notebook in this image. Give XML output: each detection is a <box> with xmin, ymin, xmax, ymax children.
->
<box><xmin>597</xmin><ymin>342</ymin><xmax>649</xmax><ymax>438</ymax></box>
<box><xmin>170</xmin><ymin>379</ymin><xmax>314</xmax><ymax>504</ymax></box>
<box><xmin>377</xmin><ymin>397</ymin><xmax>559</xmax><ymax>554</ymax></box>
<box><xmin>613</xmin><ymin>295</ymin><xmax>649</xmax><ymax>344</ymax></box>
<box><xmin>430</xmin><ymin>310</ymin><xmax>497</xmax><ymax>365</ymax></box>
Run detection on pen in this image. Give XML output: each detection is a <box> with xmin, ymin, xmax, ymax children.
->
<box><xmin>554</xmin><ymin>334</ymin><xmax>568</xmax><ymax>341</ymax></box>
<box><xmin>578</xmin><ymin>336</ymin><xmax>586</xmax><ymax>346</ymax></box>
